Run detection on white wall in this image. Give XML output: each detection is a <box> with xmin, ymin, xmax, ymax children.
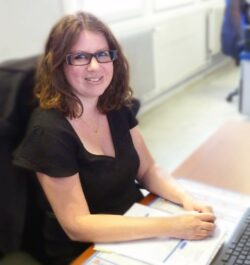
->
<box><xmin>0</xmin><ymin>0</ymin><xmax>64</xmax><ymax>62</ymax></box>
<box><xmin>0</xmin><ymin>0</ymin><xmax>224</xmax><ymax>63</ymax></box>
<box><xmin>0</xmin><ymin>0</ymin><xmax>226</xmax><ymax>108</ymax></box>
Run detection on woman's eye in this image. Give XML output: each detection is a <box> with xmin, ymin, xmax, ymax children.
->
<box><xmin>74</xmin><ymin>53</ymin><xmax>88</xmax><ymax>60</ymax></box>
<box><xmin>98</xmin><ymin>51</ymin><xmax>110</xmax><ymax>57</ymax></box>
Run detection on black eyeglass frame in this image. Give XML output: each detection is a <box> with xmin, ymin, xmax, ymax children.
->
<box><xmin>65</xmin><ymin>50</ymin><xmax>118</xmax><ymax>66</ymax></box>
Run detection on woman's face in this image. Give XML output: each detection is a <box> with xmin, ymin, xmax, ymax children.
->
<box><xmin>63</xmin><ymin>30</ymin><xmax>114</xmax><ymax>101</ymax></box>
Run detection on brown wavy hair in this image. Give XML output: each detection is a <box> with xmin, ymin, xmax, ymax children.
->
<box><xmin>35</xmin><ymin>11</ymin><xmax>133</xmax><ymax>118</ymax></box>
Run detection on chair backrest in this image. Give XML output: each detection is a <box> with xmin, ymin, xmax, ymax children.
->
<box><xmin>221</xmin><ymin>0</ymin><xmax>250</xmax><ymax>61</ymax></box>
<box><xmin>0</xmin><ymin>56</ymin><xmax>39</xmax><ymax>254</ymax></box>
<box><xmin>221</xmin><ymin>0</ymin><xmax>243</xmax><ymax>61</ymax></box>
<box><xmin>240</xmin><ymin>0</ymin><xmax>250</xmax><ymax>25</ymax></box>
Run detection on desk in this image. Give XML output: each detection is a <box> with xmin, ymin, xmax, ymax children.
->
<box><xmin>172</xmin><ymin>119</ymin><xmax>250</xmax><ymax>195</ymax></box>
<box><xmin>71</xmin><ymin>119</ymin><xmax>250</xmax><ymax>265</ymax></box>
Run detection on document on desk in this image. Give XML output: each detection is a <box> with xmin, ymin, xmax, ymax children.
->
<box><xmin>95</xmin><ymin>203</ymin><xmax>225</xmax><ymax>265</ymax></box>
<box><xmin>169</xmin><ymin>178</ymin><xmax>250</xmax><ymax>240</ymax></box>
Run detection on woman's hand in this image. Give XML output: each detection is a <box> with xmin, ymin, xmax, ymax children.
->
<box><xmin>182</xmin><ymin>195</ymin><xmax>214</xmax><ymax>214</ymax></box>
<box><xmin>167</xmin><ymin>211</ymin><xmax>216</xmax><ymax>240</ymax></box>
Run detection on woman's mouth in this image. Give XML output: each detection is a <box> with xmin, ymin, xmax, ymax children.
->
<box><xmin>85</xmin><ymin>76</ymin><xmax>103</xmax><ymax>83</ymax></box>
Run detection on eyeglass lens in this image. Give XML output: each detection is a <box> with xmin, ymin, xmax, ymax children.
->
<box><xmin>66</xmin><ymin>50</ymin><xmax>117</xmax><ymax>66</ymax></box>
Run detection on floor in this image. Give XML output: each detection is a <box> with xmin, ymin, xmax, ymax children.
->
<box><xmin>138</xmin><ymin>61</ymin><xmax>246</xmax><ymax>173</ymax></box>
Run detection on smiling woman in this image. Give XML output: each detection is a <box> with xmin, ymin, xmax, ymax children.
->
<box><xmin>63</xmin><ymin>31</ymin><xmax>115</xmax><ymax>106</ymax></box>
<box><xmin>13</xmin><ymin>11</ymin><xmax>215</xmax><ymax>265</ymax></box>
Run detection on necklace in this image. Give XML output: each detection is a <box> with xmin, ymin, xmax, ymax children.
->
<box><xmin>82</xmin><ymin>113</ymin><xmax>100</xmax><ymax>134</ymax></box>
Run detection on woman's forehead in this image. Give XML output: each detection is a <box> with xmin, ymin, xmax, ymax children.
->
<box><xmin>70</xmin><ymin>30</ymin><xmax>109</xmax><ymax>52</ymax></box>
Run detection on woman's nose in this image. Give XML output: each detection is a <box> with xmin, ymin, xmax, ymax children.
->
<box><xmin>87</xmin><ymin>56</ymin><xmax>100</xmax><ymax>70</ymax></box>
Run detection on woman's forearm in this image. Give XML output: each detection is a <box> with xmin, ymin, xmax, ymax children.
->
<box><xmin>63</xmin><ymin>211</ymin><xmax>215</xmax><ymax>243</ymax></box>
<box><xmin>138</xmin><ymin>164</ymin><xmax>191</xmax><ymax>206</ymax></box>
<box><xmin>66</xmin><ymin>214</ymin><xmax>168</xmax><ymax>242</ymax></box>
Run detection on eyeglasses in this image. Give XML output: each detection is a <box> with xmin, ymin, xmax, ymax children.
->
<box><xmin>65</xmin><ymin>50</ymin><xmax>118</xmax><ymax>66</ymax></box>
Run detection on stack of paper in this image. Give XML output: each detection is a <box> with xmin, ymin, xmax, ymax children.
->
<box><xmin>95</xmin><ymin>203</ymin><xmax>225</xmax><ymax>265</ymax></box>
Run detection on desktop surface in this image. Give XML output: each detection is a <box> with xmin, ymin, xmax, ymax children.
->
<box><xmin>173</xmin><ymin>120</ymin><xmax>250</xmax><ymax>195</ymax></box>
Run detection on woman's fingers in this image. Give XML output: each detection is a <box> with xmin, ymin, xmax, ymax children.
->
<box><xmin>199</xmin><ymin>212</ymin><xmax>216</xmax><ymax>223</ymax></box>
<box><xmin>169</xmin><ymin>212</ymin><xmax>216</xmax><ymax>240</ymax></box>
<box><xmin>202</xmin><ymin>221</ymin><xmax>215</xmax><ymax>231</ymax></box>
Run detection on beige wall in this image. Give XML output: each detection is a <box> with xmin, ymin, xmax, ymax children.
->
<box><xmin>0</xmin><ymin>0</ymin><xmax>64</xmax><ymax>62</ymax></box>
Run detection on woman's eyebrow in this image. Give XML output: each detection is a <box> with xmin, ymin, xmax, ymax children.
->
<box><xmin>69</xmin><ymin>48</ymin><xmax>110</xmax><ymax>54</ymax></box>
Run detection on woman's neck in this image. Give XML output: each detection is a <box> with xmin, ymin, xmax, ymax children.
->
<box><xmin>79</xmin><ymin>97</ymin><xmax>100</xmax><ymax>117</ymax></box>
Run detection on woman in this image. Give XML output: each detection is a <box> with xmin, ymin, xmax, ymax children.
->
<box><xmin>13</xmin><ymin>11</ymin><xmax>215</xmax><ymax>265</ymax></box>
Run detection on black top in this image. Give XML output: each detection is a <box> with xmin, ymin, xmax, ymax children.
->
<box><xmin>13</xmin><ymin>106</ymin><xmax>143</xmax><ymax>265</ymax></box>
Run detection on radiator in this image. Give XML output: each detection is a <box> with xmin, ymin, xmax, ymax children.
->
<box><xmin>117</xmin><ymin>28</ymin><xmax>155</xmax><ymax>99</ymax></box>
<box><xmin>207</xmin><ymin>4</ymin><xmax>225</xmax><ymax>56</ymax></box>
<box><xmin>117</xmin><ymin>8</ymin><xmax>210</xmax><ymax>102</ymax></box>
<box><xmin>153</xmin><ymin>9</ymin><xmax>207</xmax><ymax>91</ymax></box>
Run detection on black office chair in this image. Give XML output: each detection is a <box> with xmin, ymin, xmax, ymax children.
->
<box><xmin>0</xmin><ymin>56</ymin><xmax>44</xmax><ymax>264</ymax></box>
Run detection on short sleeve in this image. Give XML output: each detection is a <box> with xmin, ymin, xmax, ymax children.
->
<box><xmin>123</xmin><ymin>106</ymin><xmax>138</xmax><ymax>129</ymax></box>
<box><xmin>13</xmin><ymin>127</ymin><xmax>79</xmax><ymax>177</ymax></box>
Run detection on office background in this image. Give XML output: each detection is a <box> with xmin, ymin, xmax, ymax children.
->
<box><xmin>0</xmin><ymin>0</ymin><xmax>243</xmax><ymax>172</ymax></box>
<box><xmin>1</xmin><ymin>1</ymin><xmax>247</xmax><ymax>264</ymax></box>
<box><xmin>1</xmin><ymin>0</ymin><xmax>225</xmax><ymax>109</ymax></box>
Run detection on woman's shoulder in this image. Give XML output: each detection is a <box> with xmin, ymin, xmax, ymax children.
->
<box><xmin>30</xmin><ymin>108</ymin><xmax>64</xmax><ymax>126</ymax></box>
<box><xmin>109</xmin><ymin>105</ymin><xmax>138</xmax><ymax>129</ymax></box>
<box><xmin>111</xmin><ymin>105</ymin><xmax>132</xmax><ymax>115</ymax></box>
<box><xmin>23</xmin><ymin>107</ymin><xmax>80</xmax><ymax>154</ymax></box>
<box><xmin>14</xmin><ymin>107</ymin><xmax>79</xmax><ymax>177</ymax></box>
<box><xmin>26</xmin><ymin>107</ymin><xmax>78</xmax><ymax>142</ymax></box>
<box><xmin>28</xmin><ymin>108</ymin><xmax>69</xmax><ymax>132</ymax></box>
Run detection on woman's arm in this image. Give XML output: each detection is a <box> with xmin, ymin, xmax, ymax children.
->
<box><xmin>37</xmin><ymin>172</ymin><xmax>215</xmax><ymax>243</ymax></box>
<box><xmin>131</xmin><ymin>126</ymin><xmax>213</xmax><ymax>213</ymax></box>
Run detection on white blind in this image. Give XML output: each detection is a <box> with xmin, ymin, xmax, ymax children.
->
<box><xmin>79</xmin><ymin>0</ymin><xmax>145</xmax><ymax>22</ymax></box>
<box><xmin>154</xmin><ymin>0</ymin><xmax>195</xmax><ymax>11</ymax></box>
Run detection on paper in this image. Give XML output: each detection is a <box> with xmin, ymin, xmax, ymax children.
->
<box><xmin>95</xmin><ymin>203</ymin><xmax>225</xmax><ymax>265</ymax></box>
<box><xmin>169</xmin><ymin>179</ymin><xmax>250</xmax><ymax>240</ymax></box>
<box><xmin>85</xmin><ymin>252</ymin><xmax>147</xmax><ymax>265</ymax></box>
<box><xmin>87</xmin><ymin>178</ymin><xmax>250</xmax><ymax>265</ymax></box>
